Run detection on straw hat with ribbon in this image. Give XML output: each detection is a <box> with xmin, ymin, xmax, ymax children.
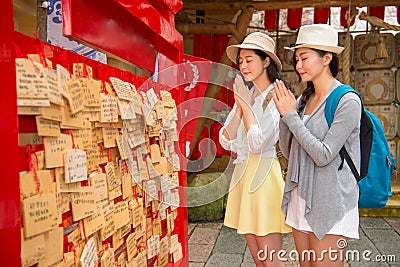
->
<box><xmin>226</xmin><ymin>32</ymin><xmax>282</xmax><ymax>71</ymax></box>
<box><xmin>285</xmin><ymin>24</ymin><xmax>344</xmax><ymax>54</ymax></box>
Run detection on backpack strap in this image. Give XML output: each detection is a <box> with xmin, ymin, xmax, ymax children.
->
<box><xmin>325</xmin><ymin>84</ymin><xmax>360</xmax><ymax>127</ymax></box>
<box><xmin>325</xmin><ymin>84</ymin><xmax>362</xmax><ymax>181</ymax></box>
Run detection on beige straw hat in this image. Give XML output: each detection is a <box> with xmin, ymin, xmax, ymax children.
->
<box><xmin>226</xmin><ymin>32</ymin><xmax>282</xmax><ymax>71</ymax></box>
<box><xmin>284</xmin><ymin>24</ymin><xmax>344</xmax><ymax>54</ymax></box>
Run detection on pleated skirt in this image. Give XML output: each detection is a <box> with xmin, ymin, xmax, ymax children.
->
<box><xmin>224</xmin><ymin>155</ymin><xmax>292</xmax><ymax>236</ymax></box>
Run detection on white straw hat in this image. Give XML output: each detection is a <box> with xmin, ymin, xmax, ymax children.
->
<box><xmin>285</xmin><ymin>24</ymin><xmax>344</xmax><ymax>54</ymax></box>
<box><xmin>226</xmin><ymin>32</ymin><xmax>282</xmax><ymax>71</ymax></box>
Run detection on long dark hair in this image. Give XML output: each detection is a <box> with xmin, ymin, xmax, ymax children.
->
<box><xmin>236</xmin><ymin>48</ymin><xmax>281</xmax><ymax>84</ymax></box>
<box><xmin>295</xmin><ymin>48</ymin><xmax>339</xmax><ymax>114</ymax></box>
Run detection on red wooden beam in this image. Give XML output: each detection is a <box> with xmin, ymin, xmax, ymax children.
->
<box><xmin>62</xmin><ymin>0</ymin><xmax>183</xmax><ymax>72</ymax></box>
<box><xmin>0</xmin><ymin>0</ymin><xmax>21</xmax><ymax>265</ymax></box>
<box><xmin>147</xmin><ymin>0</ymin><xmax>183</xmax><ymax>14</ymax></box>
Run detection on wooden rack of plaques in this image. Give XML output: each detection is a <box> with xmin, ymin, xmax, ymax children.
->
<box><xmin>15</xmin><ymin>31</ymin><xmax>188</xmax><ymax>267</ymax></box>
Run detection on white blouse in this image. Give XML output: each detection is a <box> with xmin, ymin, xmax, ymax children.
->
<box><xmin>219</xmin><ymin>84</ymin><xmax>280</xmax><ymax>163</ymax></box>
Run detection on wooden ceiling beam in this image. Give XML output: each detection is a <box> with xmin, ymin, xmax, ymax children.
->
<box><xmin>176</xmin><ymin>22</ymin><xmax>234</xmax><ymax>35</ymax></box>
<box><xmin>183</xmin><ymin>0</ymin><xmax>400</xmax><ymax>10</ymax></box>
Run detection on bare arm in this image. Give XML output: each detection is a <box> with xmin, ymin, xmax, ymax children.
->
<box><xmin>222</xmin><ymin>105</ymin><xmax>243</xmax><ymax>141</ymax></box>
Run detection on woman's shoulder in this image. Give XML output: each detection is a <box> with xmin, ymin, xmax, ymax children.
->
<box><xmin>337</xmin><ymin>90</ymin><xmax>362</xmax><ymax>106</ymax></box>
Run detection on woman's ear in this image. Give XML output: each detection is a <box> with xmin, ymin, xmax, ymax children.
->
<box><xmin>264</xmin><ymin>57</ymin><xmax>271</xmax><ymax>69</ymax></box>
<box><xmin>323</xmin><ymin>53</ymin><xmax>333</xmax><ymax>66</ymax></box>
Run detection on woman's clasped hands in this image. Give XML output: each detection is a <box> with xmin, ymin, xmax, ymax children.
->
<box><xmin>272</xmin><ymin>79</ymin><xmax>297</xmax><ymax>117</ymax></box>
<box><xmin>233</xmin><ymin>75</ymin><xmax>253</xmax><ymax>111</ymax></box>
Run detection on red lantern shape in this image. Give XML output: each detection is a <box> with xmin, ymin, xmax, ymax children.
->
<box><xmin>287</xmin><ymin>8</ymin><xmax>302</xmax><ymax>30</ymax></box>
<box><xmin>340</xmin><ymin>7</ymin><xmax>355</xmax><ymax>27</ymax></box>
<box><xmin>265</xmin><ymin>9</ymin><xmax>279</xmax><ymax>30</ymax></box>
<box><xmin>314</xmin><ymin>8</ymin><xmax>330</xmax><ymax>24</ymax></box>
<box><xmin>368</xmin><ymin>6</ymin><xmax>385</xmax><ymax>20</ymax></box>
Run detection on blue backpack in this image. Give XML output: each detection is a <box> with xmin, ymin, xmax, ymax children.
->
<box><xmin>325</xmin><ymin>84</ymin><xmax>395</xmax><ymax>208</ymax></box>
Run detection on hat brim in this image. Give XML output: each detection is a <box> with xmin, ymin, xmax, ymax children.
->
<box><xmin>226</xmin><ymin>43</ymin><xmax>282</xmax><ymax>71</ymax></box>
<box><xmin>284</xmin><ymin>44</ymin><xmax>344</xmax><ymax>55</ymax></box>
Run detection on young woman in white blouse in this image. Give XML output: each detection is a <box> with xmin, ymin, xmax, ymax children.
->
<box><xmin>219</xmin><ymin>32</ymin><xmax>291</xmax><ymax>267</ymax></box>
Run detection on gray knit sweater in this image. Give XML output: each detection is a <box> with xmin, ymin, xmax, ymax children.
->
<box><xmin>280</xmin><ymin>80</ymin><xmax>361</xmax><ymax>240</ymax></box>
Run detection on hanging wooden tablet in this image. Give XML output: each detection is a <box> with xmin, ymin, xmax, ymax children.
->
<box><xmin>66</xmin><ymin>228</ymin><xmax>84</xmax><ymax>259</ymax></box>
<box><xmin>100</xmin><ymin>94</ymin><xmax>118</xmax><ymax>123</ymax></box>
<box><xmin>354</xmin><ymin>33</ymin><xmax>395</xmax><ymax>69</ymax></box>
<box><xmin>65</xmin><ymin>79</ymin><xmax>85</xmax><ymax>114</ymax></box>
<box><xmin>16</xmin><ymin>58</ymin><xmax>50</xmax><ymax>103</ymax></box>
<box><xmin>89</xmin><ymin>172</ymin><xmax>108</xmax><ymax>201</ymax></box>
<box><xmin>79</xmin><ymin>237</ymin><xmax>98</xmax><ymax>267</ymax></box>
<box><xmin>365</xmin><ymin>105</ymin><xmax>398</xmax><ymax>139</ymax></box>
<box><xmin>20</xmin><ymin>170</ymin><xmax>54</xmax><ymax>199</ymax></box>
<box><xmin>61</xmin><ymin>98</ymin><xmax>84</xmax><ymax>129</ymax></box>
<box><xmin>70</xmin><ymin>187</ymin><xmax>96</xmax><ymax>221</ymax></box>
<box><xmin>100</xmin><ymin>248</ymin><xmax>114</xmax><ymax>267</ymax></box>
<box><xmin>41</xmin><ymin>104</ymin><xmax>63</xmax><ymax>122</ymax></box>
<box><xmin>22</xmin><ymin>193</ymin><xmax>58</xmax><ymax>238</ymax></box>
<box><xmin>82</xmin><ymin>202</ymin><xmax>105</xmax><ymax>237</ymax></box>
<box><xmin>71</xmin><ymin>119</ymin><xmax>92</xmax><ymax>150</ymax></box>
<box><xmin>114</xmin><ymin>201</ymin><xmax>130</xmax><ymax>229</ymax></box>
<box><xmin>82</xmin><ymin>78</ymin><xmax>102</xmax><ymax>107</ymax></box>
<box><xmin>73</xmin><ymin>63</ymin><xmax>93</xmax><ymax>78</ymax></box>
<box><xmin>43</xmin><ymin>67</ymin><xmax>63</xmax><ymax>106</ymax></box>
<box><xmin>102</xmin><ymin>127</ymin><xmax>119</xmax><ymax>148</ymax></box>
<box><xmin>158</xmin><ymin>237</ymin><xmax>169</xmax><ymax>266</ymax></box>
<box><xmin>36</xmin><ymin>227</ymin><xmax>63</xmax><ymax>267</ymax></box>
<box><xmin>64</xmin><ymin>149</ymin><xmax>87</xmax><ymax>183</ymax></box>
<box><xmin>355</xmin><ymin>69</ymin><xmax>395</xmax><ymax>104</ymax></box>
<box><xmin>56</xmin><ymin>64</ymin><xmax>70</xmax><ymax>98</ymax></box>
<box><xmin>21</xmin><ymin>230</ymin><xmax>45</xmax><ymax>267</ymax></box>
<box><xmin>126</xmin><ymin>232</ymin><xmax>137</xmax><ymax>262</ymax></box>
<box><xmin>44</xmin><ymin>134</ymin><xmax>72</xmax><ymax>168</ymax></box>
<box><xmin>110</xmin><ymin>77</ymin><xmax>134</xmax><ymax>101</ymax></box>
<box><xmin>100</xmin><ymin>211</ymin><xmax>116</xmax><ymax>241</ymax></box>
<box><xmin>121</xmin><ymin>172</ymin><xmax>133</xmax><ymax>200</ymax></box>
<box><xmin>35</xmin><ymin>116</ymin><xmax>61</xmax><ymax>137</ymax></box>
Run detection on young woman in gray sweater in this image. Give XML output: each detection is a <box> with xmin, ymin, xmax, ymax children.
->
<box><xmin>272</xmin><ymin>24</ymin><xmax>361</xmax><ymax>267</ymax></box>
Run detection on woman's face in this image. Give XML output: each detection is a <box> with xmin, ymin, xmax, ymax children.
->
<box><xmin>294</xmin><ymin>48</ymin><xmax>326</xmax><ymax>83</ymax></box>
<box><xmin>237</xmin><ymin>49</ymin><xmax>269</xmax><ymax>83</ymax></box>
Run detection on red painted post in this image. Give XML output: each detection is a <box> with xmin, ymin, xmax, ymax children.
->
<box><xmin>193</xmin><ymin>34</ymin><xmax>212</xmax><ymax>60</ymax></box>
<box><xmin>340</xmin><ymin>7</ymin><xmax>355</xmax><ymax>27</ymax></box>
<box><xmin>287</xmin><ymin>8</ymin><xmax>302</xmax><ymax>30</ymax></box>
<box><xmin>264</xmin><ymin>9</ymin><xmax>279</xmax><ymax>30</ymax></box>
<box><xmin>368</xmin><ymin>6</ymin><xmax>385</xmax><ymax>20</ymax></box>
<box><xmin>0</xmin><ymin>0</ymin><xmax>21</xmax><ymax>265</ymax></box>
<box><xmin>314</xmin><ymin>7</ymin><xmax>330</xmax><ymax>24</ymax></box>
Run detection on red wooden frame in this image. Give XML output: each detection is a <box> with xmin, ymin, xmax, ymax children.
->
<box><xmin>0</xmin><ymin>0</ymin><xmax>20</xmax><ymax>266</ymax></box>
<box><xmin>62</xmin><ymin>0</ymin><xmax>183</xmax><ymax>72</ymax></box>
<box><xmin>1</xmin><ymin>0</ymin><xmax>188</xmax><ymax>265</ymax></box>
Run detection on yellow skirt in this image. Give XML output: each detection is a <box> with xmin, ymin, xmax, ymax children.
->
<box><xmin>224</xmin><ymin>155</ymin><xmax>292</xmax><ymax>236</ymax></box>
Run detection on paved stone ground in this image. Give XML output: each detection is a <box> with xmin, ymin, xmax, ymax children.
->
<box><xmin>188</xmin><ymin>217</ymin><xmax>400</xmax><ymax>267</ymax></box>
